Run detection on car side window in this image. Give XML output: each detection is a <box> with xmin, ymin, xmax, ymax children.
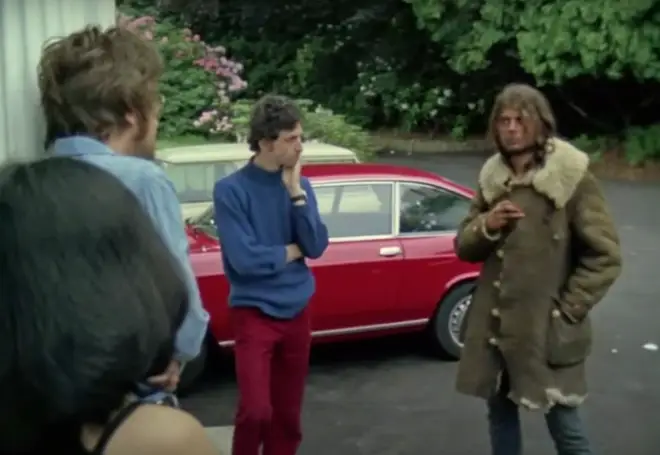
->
<box><xmin>398</xmin><ymin>183</ymin><xmax>471</xmax><ymax>234</ymax></box>
<box><xmin>313</xmin><ymin>183</ymin><xmax>393</xmax><ymax>238</ymax></box>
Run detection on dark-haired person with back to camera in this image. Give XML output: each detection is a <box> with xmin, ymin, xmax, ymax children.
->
<box><xmin>0</xmin><ymin>157</ymin><xmax>218</xmax><ymax>455</ymax></box>
<box><xmin>213</xmin><ymin>94</ymin><xmax>329</xmax><ymax>455</ymax></box>
<box><xmin>38</xmin><ymin>24</ymin><xmax>209</xmax><ymax>393</ymax></box>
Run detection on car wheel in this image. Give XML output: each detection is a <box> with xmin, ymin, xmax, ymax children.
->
<box><xmin>429</xmin><ymin>282</ymin><xmax>474</xmax><ymax>359</ymax></box>
<box><xmin>177</xmin><ymin>341</ymin><xmax>208</xmax><ymax>395</ymax></box>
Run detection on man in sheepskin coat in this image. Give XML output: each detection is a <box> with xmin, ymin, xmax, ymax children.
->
<box><xmin>454</xmin><ymin>83</ymin><xmax>622</xmax><ymax>455</ymax></box>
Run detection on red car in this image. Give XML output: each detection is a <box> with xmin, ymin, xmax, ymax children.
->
<box><xmin>181</xmin><ymin>163</ymin><xmax>481</xmax><ymax>386</ymax></box>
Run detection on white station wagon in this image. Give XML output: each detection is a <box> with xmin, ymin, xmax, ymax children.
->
<box><xmin>157</xmin><ymin>142</ymin><xmax>360</xmax><ymax>219</ymax></box>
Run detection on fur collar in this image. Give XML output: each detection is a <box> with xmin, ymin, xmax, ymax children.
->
<box><xmin>478</xmin><ymin>137</ymin><xmax>589</xmax><ymax>209</ymax></box>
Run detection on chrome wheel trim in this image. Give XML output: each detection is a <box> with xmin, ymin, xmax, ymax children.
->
<box><xmin>447</xmin><ymin>295</ymin><xmax>472</xmax><ymax>347</ymax></box>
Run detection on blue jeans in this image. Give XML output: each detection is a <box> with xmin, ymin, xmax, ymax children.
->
<box><xmin>487</xmin><ymin>375</ymin><xmax>592</xmax><ymax>455</ymax></box>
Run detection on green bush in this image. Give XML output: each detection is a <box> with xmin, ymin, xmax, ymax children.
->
<box><xmin>623</xmin><ymin>125</ymin><xmax>660</xmax><ymax>166</ymax></box>
<box><xmin>573</xmin><ymin>125</ymin><xmax>660</xmax><ymax>166</ymax></box>
<box><xmin>117</xmin><ymin>11</ymin><xmax>246</xmax><ymax>138</ymax></box>
<box><xmin>199</xmin><ymin>98</ymin><xmax>376</xmax><ymax>161</ymax></box>
<box><xmin>119</xmin><ymin>8</ymin><xmax>373</xmax><ymax>160</ymax></box>
<box><xmin>300</xmin><ymin>101</ymin><xmax>376</xmax><ymax>161</ymax></box>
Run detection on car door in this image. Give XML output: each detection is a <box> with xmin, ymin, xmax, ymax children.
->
<box><xmin>394</xmin><ymin>181</ymin><xmax>474</xmax><ymax>320</ymax></box>
<box><xmin>308</xmin><ymin>181</ymin><xmax>405</xmax><ymax>332</ymax></box>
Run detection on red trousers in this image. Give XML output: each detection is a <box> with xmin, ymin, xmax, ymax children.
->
<box><xmin>231</xmin><ymin>306</ymin><xmax>311</xmax><ymax>455</ymax></box>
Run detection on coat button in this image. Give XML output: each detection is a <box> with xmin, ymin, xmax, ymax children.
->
<box><xmin>488</xmin><ymin>337</ymin><xmax>498</xmax><ymax>346</ymax></box>
<box><xmin>493</xmin><ymin>280</ymin><xmax>501</xmax><ymax>288</ymax></box>
<box><xmin>496</xmin><ymin>250</ymin><xmax>504</xmax><ymax>259</ymax></box>
<box><xmin>491</xmin><ymin>308</ymin><xmax>500</xmax><ymax>317</ymax></box>
<box><xmin>551</xmin><ymin>309</ymin><xmax>561</xmax><ymax>318</ymax></box>
<box><xmin>552</xmin><ymin>233</ymin><xmax>561</xmax><ymax>240</ymax></box>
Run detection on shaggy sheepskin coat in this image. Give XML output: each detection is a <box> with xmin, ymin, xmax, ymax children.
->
<box><xmin>455</xmin><ymin>137</ymin><xmax>622</xmax><ymax>410</ymax></box>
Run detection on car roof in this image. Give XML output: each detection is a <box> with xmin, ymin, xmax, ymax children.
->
<box><xmin>157</xmin><ymin>141</ymin><xmax>356</xmax><ymax>163</ymax></box>
<box><xmin>301</xmin><ymin>163</ymin><xmax>474</xmax><ymax>197</ymax></box>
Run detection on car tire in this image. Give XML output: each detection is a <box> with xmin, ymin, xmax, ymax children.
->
<box><xmin>429</xmin><ymin>282</ymin><xmax>475</xmax><ymax>359</ymax></box>
<box><xmin>177</xmin><ymin>341</ymin><xmax>208</xmax><ymax>395</ymax></box>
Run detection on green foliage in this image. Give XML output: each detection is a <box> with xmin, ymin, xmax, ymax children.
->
<box><xmin>131</xmin><ymin>0</ymin><xmax>660</xmax><ymax>166</ymax></box>
<box><xmin>572</xmin><ymin>134</ymin><xmax>608</xmax><ymax>161</ymax></box>
<box><xmin>203</xmin><ymin>99</ymin><xmax>375</xmax><ymax>161</ymax></box>
<box><xmin>117</xmin><ymin>10</ymin><xmax>246</xmax><ymax>139</ymax></box>
<box><xmin>623</xmin><ymin>125</ymin><xmax>660</xmax><ymax>166</ymax></box>
<box><xmin>517</xmin><ymin>1</ymin><xmax>660</xmax><ymax>84</ymax></box>
<box><xmin>301</xmin><ymin>102</ymin><xmax>377</xmax><ymax>161</ymax></box>
<box><xmin>408</xmin><ymin>0</ymin><xmax>660</xmax><ymax>84</ymax></box>
<box><xmin>572</xmin><ymin>126</ymin><xmax>660</xmax><ymax>165</ymax></box>
<box><xmin>166</xmin><ymin>0</ymin><xmax>491</xmax><ymax>135</ymax></box>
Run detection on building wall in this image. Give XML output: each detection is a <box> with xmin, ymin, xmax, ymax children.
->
<box><xmin>0</xmin><ymin>0</ymin><xmax>116</xmax><ymax>163</ymax></box>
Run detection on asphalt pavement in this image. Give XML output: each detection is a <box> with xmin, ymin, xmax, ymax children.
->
<box><xmin>183</xmin><ymin>152</ymin><xmax>660</xmax><ymax>455</ymax></box>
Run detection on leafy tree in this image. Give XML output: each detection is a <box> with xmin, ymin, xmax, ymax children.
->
<box><xmin>128</xmin><ymin>0</ymin><xmax>660</xmax><ymax>163</ymax></box>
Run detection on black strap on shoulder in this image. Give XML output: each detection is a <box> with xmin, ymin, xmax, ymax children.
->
<box><xmin>90</xmin><ymin>401</ymin><xmax>144</xmax><ymax>455</ymax></box>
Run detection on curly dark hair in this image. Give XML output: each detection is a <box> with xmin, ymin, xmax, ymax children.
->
<box><xmin>0</xmin><ymin>157</ymin><xmax>187</xmax><ymax>454</ymax></box>
<box><xmin>38</xmin><ymin>25</ymin><xmax>163</xmax><ymax>148</ymax></box>
<box><xmin>247</xmin><ymin>94</ymin><xmax>302</xmax><ymax>152</ymax></box>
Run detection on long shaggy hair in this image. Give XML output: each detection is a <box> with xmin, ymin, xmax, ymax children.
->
<box><xmin>487</xmin><ymin>83</ymin><xmax>558</xmax><ymax>162</ymax></box>
<box><xmin>0</xmin><ymin>158</ymin><xmax>188</xmax><ymax>454</ymax></box>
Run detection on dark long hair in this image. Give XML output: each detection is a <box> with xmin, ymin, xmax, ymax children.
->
<box><xmin>0</xmin><ymin>157</ymin><xmax>188</xmax><ymax>453</ymax></box>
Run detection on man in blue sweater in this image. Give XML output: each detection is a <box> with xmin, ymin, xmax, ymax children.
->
<box><xmin>213</xmin><ymin>95</ymin><xmax>329</xmax><ymax>455</ymax></box>
<box><xmin>38</xmin><ymin>25</ymin><xmax>209</xmax><ymax>394</ymax></box>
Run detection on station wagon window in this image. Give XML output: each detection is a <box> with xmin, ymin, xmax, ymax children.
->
<box><xmin>161</xmin><ymin>161</ymin><xmax>243</xmax><ymax>203</ymax></box>
<box><xmin>313</xmin><ymin>183</ymin><xmax>393</xmax><ymax>238</ymax></box>
<box><xmin>398</xmin><ymin>182</ymin><xmax>471</xmax><ymax>234</ymax></box>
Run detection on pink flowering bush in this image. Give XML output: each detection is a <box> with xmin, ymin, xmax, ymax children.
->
<box><xmin>118</xmin><ymin>12</ymin><xmax>247</xmax><ymax>139</ymax></box>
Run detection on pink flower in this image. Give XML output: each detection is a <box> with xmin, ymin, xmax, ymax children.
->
<box><xmin>198</xmin><ymin>110</ymin><xmax>217</xmax><ymax>124</ymax></box>
<box><xmin>128</xmin><ymin>16</ymin><xmax>155</xmax><ymax>29</ymax></box>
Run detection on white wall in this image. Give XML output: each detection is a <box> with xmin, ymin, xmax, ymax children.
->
<box><xmin>0</xmin><ymin>0</ymin><xmax>116</xmax><ymax>163</ymax></box>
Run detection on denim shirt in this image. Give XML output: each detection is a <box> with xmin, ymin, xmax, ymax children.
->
<box><xmin>51</xmin><ymin>136</ymin><xmax>210</xmax><ymax>362</ymax></box>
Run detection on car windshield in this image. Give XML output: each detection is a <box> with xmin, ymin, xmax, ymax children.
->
<box><xmin>161</xmin><ymin>160</ymin><xmax>247</xmax><ymax>203</ymax></box>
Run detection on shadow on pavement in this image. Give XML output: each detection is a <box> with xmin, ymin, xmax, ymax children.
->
<box><xmin>187</xmin><ymin>333</ymin><xmax>445</xmax><ymax>395</ymax></box>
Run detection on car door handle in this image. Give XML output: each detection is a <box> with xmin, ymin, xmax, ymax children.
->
<box><xmin>379</xmin><ymin>246</ymin><xmax>402</xmax><ymax>257</ymax></box>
